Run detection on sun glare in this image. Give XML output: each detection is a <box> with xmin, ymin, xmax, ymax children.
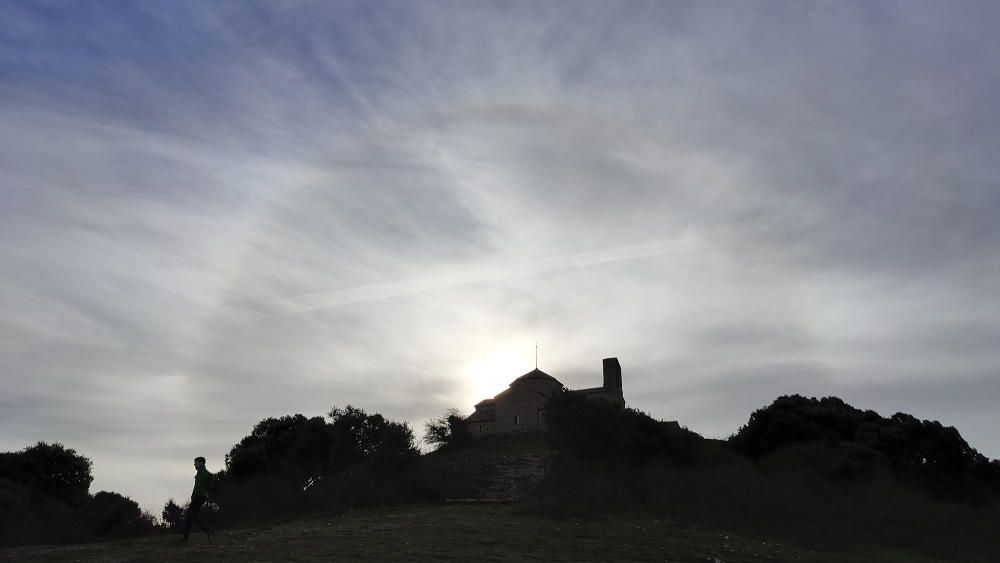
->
<box><xmin>462</xmin><ymin>343</ymin><xmax>535</xmax><ymax>403</ymax></box>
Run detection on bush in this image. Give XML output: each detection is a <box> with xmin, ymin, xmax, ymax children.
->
<box><xmin>0</xmin><ymin>442</ymin><xmax>93</xmax><ymax>509</ymax></box>
<box><xmin>83</xmin><ymin>491</ymin><xmax>155</xmax><ymax>539</ymax></box>
<box><xmin>533</xmin><ymin>390</ymin><xmax>704</xmax><ymax>518</ymax></box>
<box><xmin>423</xmin><ymin>409</ymin><xmax>473</xmax><ymax>451</ymax></box>
<box><xmin>160</xmin><ymin>499</ymin><xmax>186</xmax><ymax>531</ymax></box>
<box><xmin>0</xmin><ymin>442</ymin><xmax>157</xmax><ymax>547</ymax></box>
<box><xmin>533</xmin><ymin>392</ymin><xmax>1000</xmax><ymax>560</ymax></box>
<box><xmin>543</xmin><ymin>390</ymin><xmax>702</xmax><ymax>466</ymax></box>
<box><xmin>203</xmin><ymin>405</ymin><xmax>423</xmax><ymax>526</ymax></box>
<box><xmin>730</xmin><ymin>395</ymin><xmax>1000</xmax><ymax>502</ymax></box>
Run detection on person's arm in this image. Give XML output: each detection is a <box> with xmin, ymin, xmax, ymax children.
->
<box><xmin>193</xmin><ymin>469</ymin><xmax>211</xmax><ymax>498</ymax></box>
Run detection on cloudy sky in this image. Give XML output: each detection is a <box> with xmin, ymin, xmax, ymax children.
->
<box><xmin>2</xmin><ymin>1</ymin><xmax>999</xmax><ymax>512</ymax></box>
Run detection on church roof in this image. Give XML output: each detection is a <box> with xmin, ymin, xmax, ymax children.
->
<box><xmin>511</xmin><ymin>368</ymin><xmax>563</xmax><ymax>387</ymax></box>
<box><xmin>466</xmin><ymin>369</ymin><xmax>565</xmax><ymax>424</ymax></box>
<box><xmin>465</xmin><ymin>409</ymin><xmax>495</xmax><ymax>423</ymax></box>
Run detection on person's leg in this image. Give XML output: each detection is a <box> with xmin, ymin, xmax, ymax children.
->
<box><xmin>189</xmin><ymin>496</ymin><xmax>213</xmax><ymax>538</ymax></box>
<box><xmin>181</xmin><ymin>501</ymin><xmax>194</xmax><ymax>540</ymax></box>
<box><xmin>182</xmin><ymin>496</ymin><xmax>205</xmax><ymax>540</ymax></box>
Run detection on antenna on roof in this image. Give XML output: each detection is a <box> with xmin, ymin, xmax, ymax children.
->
<box><xmin>535</xmin><ymin>342</ymin><xmax>539</xmax><ymax>370</ymax></box>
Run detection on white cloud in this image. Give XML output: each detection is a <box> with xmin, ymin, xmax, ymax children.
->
<box><xmin>2</xmin><ymin>1</ymin><xmax>999</xmax><ymax>512</ymax></box>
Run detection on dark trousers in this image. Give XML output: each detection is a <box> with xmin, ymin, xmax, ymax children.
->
<box><xmin>183</xmin><ymin>495</ymin><xmax>211</xmax><ymax>538</ymax></box>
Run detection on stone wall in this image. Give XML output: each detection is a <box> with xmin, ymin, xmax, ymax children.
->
<box><xmin>494</xmin><ymin>386</ymin><xmax>551</xmax><ymax>433</ymax></box>
<box><xmin>465</xmin><ymin>358</ymin><xmax>626</xmax><ymax>438</ymax></box>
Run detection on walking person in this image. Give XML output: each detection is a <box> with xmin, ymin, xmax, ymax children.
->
<box><xmin>181</xmin><ymin>456</ymin><xmax>215</xmax><ymax>542</ymax></box>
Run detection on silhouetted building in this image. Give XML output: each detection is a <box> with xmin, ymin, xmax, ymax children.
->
<box><xmin>464</xmin><ymin>357</ymin><xmax>625</xmax><ymax>437</ymax></box>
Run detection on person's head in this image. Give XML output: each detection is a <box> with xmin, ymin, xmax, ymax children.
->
<box><xmin>193</xmin><ymin>456</ymin><xmax>206</xmax><ymax>469</ymax></box>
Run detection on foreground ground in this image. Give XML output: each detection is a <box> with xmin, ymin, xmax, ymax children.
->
<box><xmin>2</xmin><ymin>503</ymin><xmax>948</xmax><ymax>562</ymax></box>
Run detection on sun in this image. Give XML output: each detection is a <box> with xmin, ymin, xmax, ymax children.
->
<box><xmin>461</xmin><ymin>343</ymin><xmax>535</xmax><ymax>403</ymax></box>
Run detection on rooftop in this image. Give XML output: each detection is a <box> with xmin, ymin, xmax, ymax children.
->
<box><xmin>511</xmin><ymin>368</ymin><xmax>563</xmax><ymax>387</ymax></box>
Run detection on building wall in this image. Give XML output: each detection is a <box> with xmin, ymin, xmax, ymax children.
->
<box><xmin>470</xmin><ymin>420</ymin><xmax>496</xmax><ymax>434</ymax></box>
<box><xmin>466</xmin><ymin>358</ymin><xmax>625</xmax><ymax>437</ymax></box>
<box><xmin>494</xmin><ymin>386</ymin><xmax>552</xmax><ymax>433</ymax></box>
<box><xmin>572</xmin><ymin>387</ymin><xmax>626</xmax><ymax>408</ymax></box>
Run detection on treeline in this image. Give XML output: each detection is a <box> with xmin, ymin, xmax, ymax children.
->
<box><xmin>8</xmin><ymin>392</ymin><xmax>1000</xmax><ymax>559</ymax></box>
<box><xmin>1</xmin><ymin>405</ymin><xmax>460</xmax><ymax>547</ymax></box>
<box><xmin>0</xmin><ymin>442</ymin><xmax>157</xmax><ymax>547</ymax></box>
<box><xmin>161</xmin><ymin>405</ymin><xmax>463</xmax><ymax>531</ymax></box>
<box><xmin>731</xmin><ymin>394</ymin><xmax>1000</xmax><ymax>503</ymax></box>
<box><xmin>534</xmin><ymin>392</ymin><xmax>1000</xmax><ymax>561</ymax></box>
<box><xmin>534</xmin><ymin>391</ymin><xmax>706</xmax><ymax>515</ymax></box>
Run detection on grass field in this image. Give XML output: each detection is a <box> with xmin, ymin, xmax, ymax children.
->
<box><xmin>1</xmin><ymin>503</ymin><xmax>948</xmax><ymax>562</ymax></box>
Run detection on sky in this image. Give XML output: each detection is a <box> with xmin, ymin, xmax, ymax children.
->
<box><xmin>2</xmin><ymin>1</ymin><xmax>999</xmax><ymax>513</ymax></box>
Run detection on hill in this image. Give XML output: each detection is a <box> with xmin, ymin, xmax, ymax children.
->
<box><xmin>423</xmin><ymin>431</ymin><xmax>553</xmax><ymax>500</ymax></box>
<box><xmin>0</xmin><ymin>503</ymin><xmax>947</xmax><ymax>562</ymax></box>
<box><xmin>5</xmin><ymin>394</ymin><xmax>999</xmax><ymax>560</ymax></box>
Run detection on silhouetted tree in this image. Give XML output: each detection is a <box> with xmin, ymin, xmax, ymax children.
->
<box><xmin>214</xmin><ymin>405</ymin><xmax>421</xmax><ymax>523</ymax></box>
<box><xmin>83</xmin><ymin>491</ymin><xmax>150</xmax><ymax>538</ymax></box>
<box><xmin>0</xmin><ymin>442</ymin><xmax>93</xmax><ymax>508</ymax></box>
<box><xmin>160</xmin><ymin>498</ymin><xmax>186</xmax><ymax>531</ymax></box>
<box><xmin>0</xmin><ymin>442</ymin><xmax>156</xmax><ymax>547</ymax></box>
<box><xmin>544</xmin><ymin>391</ymin><xmax>702</xmax><ymax>465</ymax></box>
<box><xmin>224</xmin><ymin>406</ymin><xmax>419</xmax><ymax>486</ymax></box>
<box><xmin>326</xmin><ymin>405</ymin><xmax>419</xmax><ymax>471</ymax></box>
<box><xmin>225</xmin><ymin>414</ymin><xmax>332</xmax><ymax>483</ymax></box>
<box><xmin>422</xmin><ymin>409</ymin><xmax>473</xmax><ymax>450</ymax></box>
<box><xmin>730</xmin><ymin>394</ymin><xmax>1000</xmax><ymax>502</ymax></box>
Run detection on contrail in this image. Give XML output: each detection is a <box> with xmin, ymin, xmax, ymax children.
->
<box><xmin>249</xmin><ymin>233</ymin><xmax>702</xmax><ymax>316</ymax></box>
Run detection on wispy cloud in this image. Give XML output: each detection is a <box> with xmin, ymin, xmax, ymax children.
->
<box><xmin>251</xmin><ymin>234</ymin><xmax>705</xmax><ymax>315</ymax></box>
<box><xmin>2</xmin><ymin>1</ymin><xmax>999</xmax><ymax>512</ymax></box>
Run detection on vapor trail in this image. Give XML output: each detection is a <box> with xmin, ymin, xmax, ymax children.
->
<box><xmin>250</xmin><ymin>233</ymin><xmax>703</xmax><ymax>316</ymax></box>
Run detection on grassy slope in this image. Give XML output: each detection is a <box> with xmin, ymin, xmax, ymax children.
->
<box><xmin>423</xmin><ymin>431</ymin><xmax>554</xmax><ymax>498</ymax></box>
<box><xmin>0</xmin><ymin>435</ymin><xmax>957</xmax><ymax>561</ymax></box>
<box><xmin>0</xmin><ymin>503</ymin><xmax>946</xmax><ymax>562</ymax></box>
<box><xmin>425</xmin><ymin>431</ymin><xmax>554</xmax><ymax>468</ymax></box>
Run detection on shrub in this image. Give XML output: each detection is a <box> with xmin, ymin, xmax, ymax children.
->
<box><xmin>730</xmin><ymin>394</ymin><xmax>1000</xmax><ymax>502</ymax></box>
<box><xmin>423</xmin><ymin>409</ymin><xmax>473</xmax><ymax>450</ymax></box>
<box><xmin>206</xmin><ymin>405</ymin><xmax>423</xmax><ymax>526</ymax></box>
<box><xmin>0</xmin><ymin>442</ymin><xmax>155</xmax><ymax>547</ymax></box>
<box><xmin>543</xmin><ymin>390</ymin><xmax>702</xmax><ymax>466</ymax></box>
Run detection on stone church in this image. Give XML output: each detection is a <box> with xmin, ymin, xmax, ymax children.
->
<box><xmin>464</xmin><ymin>357</ymin><xmax>625</xmax><ymax>437</ymax></box>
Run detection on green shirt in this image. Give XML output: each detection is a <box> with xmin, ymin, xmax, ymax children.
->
<box><xmin>192</xmin><ymin>467</ymin><xmax>213</xmax><ymax>499</ymax></box>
